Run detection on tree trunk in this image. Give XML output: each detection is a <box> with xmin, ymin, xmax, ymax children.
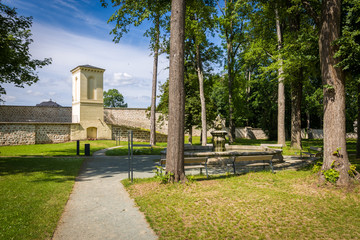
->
<box><xmin>227</xmin><ymin>42</ymin><xmax>235</xmax><ymax>144</ymax></box>
<box><xmin>150</xmin><ymin>15</ymin><xmax>160</xmax><ymax>146</ymax></box>
<box><xmin>196</xmin><ymin>44</ymin><xmax>207</xmax><ymax>146</ymax></box>
<box><xmin>290</xmin><ymin>10</ymin><xmax>302</xmax><ymax>150</ymax></box>
<box><xmin>166</xmin><ymin>0</ymin><xmax>186</xmax><ymax>183</ymax></box>
<box><xmin>188</xmin><ymin>127</ymin><xmax>193</xmax><ymax>145</ymax></box>
<box><xmin>275</xmin><ymin>5</ymin><xmax>286</xmax><ymax>146</ymax></box>
<box><xmin>357</xmin><ymin>82</ymin><xmax>360</xmax><ymax>158</ymax></box>
<box><xmin>291</xmin><ymin>71</ymin><xmax>303</xmax><ymax>150</ymax></box>
<box><xmin>319</xmin><ymin>0</ymin><xmax>350</xmax><ymax>186</ymax></box>
<box><xmin>306</xmin><ymin>111</ymin><xmax>310</xmax><ymax>139</ymax></box>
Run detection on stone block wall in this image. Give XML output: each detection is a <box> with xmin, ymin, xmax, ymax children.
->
<box><xmin>231</xmin><ymin>127</ymin><xmax>268</xmax><ymax>140</ymax></box>
<box><xmin>35</xmin><ymin>124</ymin><xmax>71</xmax><ymax>144</ymax></box>
<box><xmin>0</xmin><ymin>123</ymin><xmax>71</xmax><ymax>146</ymax></box>
<box><xmin>301</xmin><ymin>128</ymin><xmax>357</xmax><ymax>139</ymax></box>
<box><xmin>112</xmin><ymin>126</ymin><xmax>167</xmax><ymax>143</ymax></box>
<box><xmin>0</xmin><ymin>106</ymin><xmax>72</xmax><ymax>123</ymax></box>
<box><xmin>0</xmin><ymin>124</ymin><xmax>36</xmax><ymax>145</ymax></box>
<box><xmin>104</xmin><ymin>108</ymin><xmax>168</xmax><ymax>135</ymax></box>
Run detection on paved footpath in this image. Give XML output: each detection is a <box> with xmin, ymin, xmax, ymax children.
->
<box><xmin>52</xmin><ymin>147</ymin><xmax>312</xmax><ymax>240</ymax></box>
<box><xmin>52</xmin><ymin>149</ymin><xmax>159</xmax><ymax>240</ymax></box>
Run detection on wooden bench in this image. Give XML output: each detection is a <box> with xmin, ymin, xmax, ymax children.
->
<box><xmin>301</xmin><ymin>146</ymin><xmax>323</xmax><ymax>158</ymax></box>
<box><xmin>231</xmin><ymin>154</ymin><xmax>275</xmax><ymax>174</ymax></box>
<box><xmin>158</xmin><ymin>157</ymin><xmax>209</xmax><ymax>178</ymax></box>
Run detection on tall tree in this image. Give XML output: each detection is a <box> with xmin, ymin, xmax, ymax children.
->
<box><xmin>217</xmin><ymin>0</ymin><xmax>249</xmax><ymax>143</ymax></box>
<box><xmin>102</xmin><ymin>0</ymin><xmax>170</xmax><ymax>146</ymax></box>
<box><xmin>166</xmin><ymin>0</ymin><xmax>186</xmax><ymax>182</ymax></box>
<box><xmin>303</xmin><ymin>0</ymin><xmax>351</xmax><ymax>185</ymax></box>
<box><xmin>0</xmin><ymin>2</ymin><xmax>51</xmax><ymax>101</ymax></box>
<box><xmin>186</xmin><ymin>0</ymin><xmax>217</xmax><ymax>146</ymax></box>
<box><xmin>334</xmin><ymin>0</ymin><xmax>360</xmax><ymax>158</ymax></box>
<box><xmin>103</xmin><ymin>89</ymin><xmax>128</xmax><ymax>107</ymax></box>
<box><xmin>275</xmin><ymin>1</ymin><xmax>286</xmax><ymax>146</ymax></box>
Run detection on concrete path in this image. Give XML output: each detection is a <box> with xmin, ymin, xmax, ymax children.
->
<box><xmin>52</xmin><ymin>147</ymin><xmax>314</xmax><ymax>240</ymax></box>
<box><xmin>52</xmin><ymin>151</ymin><xmax>159</xmax><ymax>240</ymax></box>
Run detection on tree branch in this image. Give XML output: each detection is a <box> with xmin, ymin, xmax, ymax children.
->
<box><xmin>301</xmin><ymin>0</ymin><xmax>320</xmax><ymax>27</ymax></box>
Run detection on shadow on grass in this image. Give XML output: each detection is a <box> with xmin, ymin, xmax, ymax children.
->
<box><xmin>0</xmin><ymin>157</ymin><xmax>83</xmax><ymax>182</ymax></box>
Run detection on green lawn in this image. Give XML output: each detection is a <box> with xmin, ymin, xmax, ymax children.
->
<box><xmin>0</xmin><ymin>140</ymin><xmax>117</xmax><ymax>156</ymax></box>
<box><xmin>0</xmin><ymin>157</ymin><xmax>83</xmax><ymax>240</ymax></box>
<box><xmin>123</xmin><ymin>170</ymin><xmax>360</xmax><ymax>240</ymax></box>
<box><xmin>0</xmin><ymin>138</ymin><xmax>358</xmax><ymax>158</ymax></box>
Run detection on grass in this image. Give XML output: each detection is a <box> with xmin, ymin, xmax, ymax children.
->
<box><xmin>0</xmin><ymin>138</ymin><xmax>358</xmax><ymax>158</ymax></box>
<box><xmin>0</xmin><ymin>140</ymin><xmax>117</xmax><ymax>156</ymax></box>
<box><xmin>123</xmin><ymin>170</ymin><xmax>360</xmax><ymax>240</ymax></box>
<box><xmin>106</xmin><ymin>142</ymin><xmax>167</xmax><ymax>156</ymax></box>
<box><xmin>234</xmin><ymin>138</ymin><xmax>359</xmax><ymax>157</ymax></box>
<box><xmin>0</xmin><ymin>157</ymin><xmax>83</xmax><ymax>240</ymax></box>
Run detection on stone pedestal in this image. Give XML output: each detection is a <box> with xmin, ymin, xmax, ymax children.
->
<box><xmin>211</xmin><ymin>130</ymin><xmax>227</xmax><ymax>152</ymax></box>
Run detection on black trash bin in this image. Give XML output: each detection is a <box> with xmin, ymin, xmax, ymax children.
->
<box><xmin>84</xmin><ymin>144</ymin><xmax>90</xmax><ymax>156</ymax></box>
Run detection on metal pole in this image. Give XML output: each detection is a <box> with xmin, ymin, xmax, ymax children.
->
<box><xmin>128</xmin><ymin>131</ymin><xmax>131</xmax><ymax>180</ymax></box>
<box><xmin>76</xmin><ymin>140</ymin><xmax>80</xmax><ymax>155</ymax></box>
<box><xmin>131</xmin><ymin>130</ymin><xmax>134</xmax><ymax>183</ymax></box>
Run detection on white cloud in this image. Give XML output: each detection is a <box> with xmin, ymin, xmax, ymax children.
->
<box><xmin>3</xmin><ymin>23</ymin><xmax>168</xmax><ymax>107</ymax></box>
<box><xmin>2</xmin><ymin>95</ymin><xmax>16</xmax><ymax>103</ymax></box>
<box><xmin>26</xmin><ymin>90</ymin><xmax>43</xmax><ymax>96</ymax></box>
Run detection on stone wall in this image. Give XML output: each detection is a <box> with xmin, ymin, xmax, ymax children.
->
<box><xmin>104</xmin><ymin>108</ymin><xmax>168</xmax><ymax>135</ymax></box>
<box><xmin>35</xmin><ymin>124</ymin><xmax>71</xmax><ymax>144</ymax></box>
<box><xmin>112</xmin><ymin>125</ymin><xmax>167</xmax><ymax>143</ymax></box>
<box><xmin>301</xmin><ymin>128</ymin><xmax>357</xmax><ymax>139</ymax></box>
<box><xmin>235</xmin><ymin>127</ymin><xmax>268</xmax><ymax>140</ymax></box>
<box><xmin>0</xmin><ymin>106</ymin><xmax>72</xmax><ymax>123</ymax></box>
<box><xmin>0</xmin><ymin>124</ymin><xmax>35</xmax><ymax>145</ymax></box>
<box><xmin>0</xmin><ymin>123</ymin><xmax>71</xmax><ymax>146</ymax></box>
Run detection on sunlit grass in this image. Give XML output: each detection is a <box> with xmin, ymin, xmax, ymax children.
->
<box><xmin>0</xmin><ymin>157</ymin><xmax>83</xmax><ymax>240</ymax></box>
<box><xmin>123</xmin><ymin>170</ymin><xmax>360</xmax><ymax>239</ymax></box>
<box><xmin>0</xmin><ymin>140</ymin><xmax>117</xmax><ymax>156</ymax></box>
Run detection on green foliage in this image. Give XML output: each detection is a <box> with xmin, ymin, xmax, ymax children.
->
<box><xmin>312</xmin><ymin>161</ymin><xmax>323</xmax><ymax>173</ymax></box>
<box><xmin>103</xmin><ymin>89</ymin><xmax>127</xmax><ymax>107</ymax></box>
<box><xmin>103</xmin><ymin>0</ymin><xmax>170</xmax><ymax>51</ymax></box>
<box><xmin>322</xmin><ymin>168</ymin><xmax>340</xmax><ymax>184</ymax></box>
<box><xmin>0</xmin><ymin>2</ymin><xmax>51</xmax><ymax>101</ymax></box>
<box><xmin>348</xmin><ymin>164</ymin><xmax>357</xmax><ymax>177</ymax></box>
<box><xmin>335</xmin><ymin>0</ymin><xmax>360</xmax><ymax>77</ymax></box>
<box><xmin>332</xmin><ymin>147</ymin><xmax>341</xmax><ymax>157</ymax></box>
<box><xmin>153</xmin><ymin>166</ymin><xmax>173</xmax><ymax>184</ymax></box>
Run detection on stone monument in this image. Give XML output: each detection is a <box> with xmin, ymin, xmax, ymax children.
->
<box><xmin>211</xmin><ymin>115</ymin><xmax>228</xmax><ymax>152</ymax></box>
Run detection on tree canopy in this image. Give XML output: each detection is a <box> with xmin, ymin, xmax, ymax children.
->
<box><xmin>103</xmin><ymin>89</ymin><xmax>128</xmax><ymax>108</ymax></box>
<box><xmin>0</xmin><ymin>2</ymin><xmax>51</xmax><ymax>101</ymax></box>
<box><xmin>103</xmin><ymin>0</ymin><xmax>360</xmax><ymax>185</ymax></box>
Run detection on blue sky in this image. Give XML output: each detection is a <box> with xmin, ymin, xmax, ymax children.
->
<box><xmin>2</xmin><ymin>0</ymin><xmax>169</xmax><ymax>107</ymax></box>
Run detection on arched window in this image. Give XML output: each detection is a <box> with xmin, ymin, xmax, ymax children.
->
<box><xmin>88</xmin><ymin>77</ymin><xmax>96</xmax><ymax>99</ymax></box>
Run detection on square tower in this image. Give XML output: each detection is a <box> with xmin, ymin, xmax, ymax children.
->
<box><xmin>70</xmin><ymin>65</ymin><xmax>112</xmax><ymax>140</ymax></box>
